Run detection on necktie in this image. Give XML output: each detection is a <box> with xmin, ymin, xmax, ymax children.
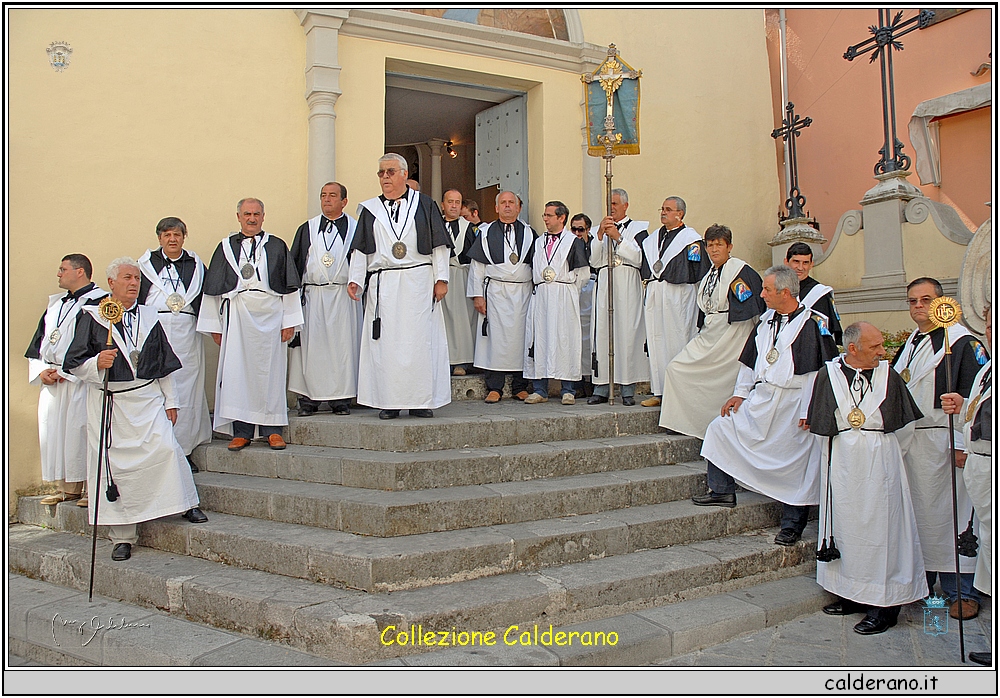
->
<box><xmin>390</xmin><ymin>200</ymin><xmax>400</xmax><ymax>223</ymax></box>
<box><xmin>546</xmin><ymin>234</ymin><xmax>558</xmax><ymax>258</ymax></box>
<box><xmin>658</xmin><ymin>229</ymin><xmax>669</xmax><ymax>258</ymax></box>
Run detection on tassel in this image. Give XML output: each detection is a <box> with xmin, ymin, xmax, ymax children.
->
<box><xmin>106</xmin><ymin>482</ymin><xmax>119</xmax><ymax>502</ymax></box>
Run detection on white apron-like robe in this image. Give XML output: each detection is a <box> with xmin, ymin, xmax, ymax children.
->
<box><xmin>441</xmin><ymin>218</ymin><xmax>477</xmax><ymax>365</ymax></box>
<box><xmin>523</xmin><ymin>230</ymin><xmax>587</xmax><ymax>381</ymax></box>
<box><xmin>29</xmin><ymin>285</ymin><xmax>107</xmax><ymax>482</ymax></box>
<box><xmin>580</xmin><ymin>273</ymin><xmax>595</xmax><ymax>378</ymax></box>
<box><xmin>71</xmin><ymin>305</ymin><xmax>199</xmax><ymax>526</ymax></box>
<box><xmin>895</xmin><ymin>326</ymin><xmax>977</xmax><ymax>574</ymax></box>
<box><xmin>468</xmin><ymin>223</ymin><xmax>535</xmax><ymax>372</ymax></box>
<box><xmin>349</xmin><ymin>196</ymin><xmax>451</xmax><ymax>410</ymax></box>
<box><xmin>962</xmin><ymin>360</ymin><xmax>992</xmax><ymax>593</ymax></box>
<box><xmin>287</xmin><ymin>214</ymin><xmax>363</xmax><ymax>401</ymax></box>
<box><xmin>197</xmin><ymin>233</ymin><xmax>304</xmax><ymax>436</ymax></box>
<box><xmin>643</xmin><ymin>226</ymin><xmax>702</xmax><ymax>395</ymax></box>
<box><xmin>138</xmin><ymin>249</ymin><xmax>212</xmax><ymax>454</ymax></box>
<box><xmin>659</xmin><ymin>257</ymin><xmax>759</xmax><ymax>439</ymax></box>
<box><xmin>589</xmin><ymin>220</ymin><xmax>649</xmax><ymax>385</ymax></box>
<box><xmin>815</xmin><ymin>359</ymin><xmax>926</xmax><ymax>606</ymax></box>
<box><xmin>701</xmin><ymin>308</ymin><xmax>823</xmax><ymax>506</ymax></box>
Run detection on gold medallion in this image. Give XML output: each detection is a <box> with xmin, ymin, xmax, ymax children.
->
<box><xmin>847</xmin><ymin>407</ymin><xmax>866</xmax><ymax>429</ymax></box>
<box><xmin>130</xmin><ymin>350</ymin><xmax>141</xmax><ymax>366</ymax></box>
<box><xmin>166</xmin><ymin>293</ymin><xmax>185</xmax><ymax>314</ymax></box>
<box><xmin>321</xmin><ymin>252</ymin><xmax>334</xmax><ymax>268</ymax></box>
<box><xmin>765</xmin><ymin>348</ymin><xmax>779</xmax><ymax>364</ymax></box>
<box><xmin>966</xmin><ymin>395</ymin><xmax>981</xmax><ymax>423</ymax></box>
<box><xmin>509</xmin><ymin>252</ymin><xmax>519</xmax><ymax>265</ymax></box>
<box><xmin>240</xmin><ymin>263</ymin><xmax>255</xmax><ymax>280</ymax></box>
<box><xmin>900</xmin><ymin>367</ymin><xmax>911</xmax><ymax>383</ymax></box>
<box><xmin>542</xmin><ymin>267</ymin><xmax>557</xmax><ymax>283</ymax></box>
<box><xmin>392</xmin><ymin>241</ymin><xmax>407</xmax><ymax>260</ymax></box>
<box><xmin>48</xmin><ymin>328</ymin><xmax>61</xmax><ymax>344</ymax></box>
<box><xmin>652</xmin><ymin>260</ymin><xmax>664</xmax><ymax>275</ymax></box>
<box><xmin>612</xmin><ymin>254</ymin><xmax>623</xmax><ymax>267</ymax></box>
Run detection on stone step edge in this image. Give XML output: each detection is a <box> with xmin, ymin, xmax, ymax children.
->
<box><xmin>9</xmin><ymin>522</ymin><xmax>818</xmax><ymax>664</ymax></box>
<box><xmin>17</xmin><ymin>494</ymin><xmax>784</xmax><ymax>592</ymax></box>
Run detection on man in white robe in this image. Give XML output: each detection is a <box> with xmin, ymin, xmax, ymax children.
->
<box><xmin>586</xmin><ymin>189</ymin><xmax>648</xmax><ymax>406</ymax></box>
<box><xmin>634</xmin><ymin>196</ymin><xmax>710</xmax><ymax>407</ymax></box>
<box><xmin>893</xmin><ymin>277</ymin><xmax>985</xmax><ymax>620</ymax></box>
<box><xmin>467</xmin><ymin>191</ymin><xmax>536</xmax><ymax>403</ymax></box>
<box><xmin>198</xmin><ymin>198</ymin><xmax>302</xmax><ymax>450</ymax></box>
<box><xmin>288</xmin><ymin>182</ymin><xmax>362</xmax><ymax>416</ymax></box>
<box><xmin>439</xmin><ymin>188</ymin><xmax>477</xmax><ymax>375</ymax></box>
<box><xmin>786</xmin><ymin>242</ymin><xmax>843</xmax><ymax>345</ymax></box>
<box><xmin>347</xmin><ymin>153</ymin><xmax>452</xmax><ymax>419</ymax></box>
<box><xmin>807</xmin><ymin>322</ymin><xmax>925</xmax><ymax>635</ymax></box>
<box><xmin>64</xmin><ymin>257</ymin><xmax>206</xmax><ymax>562</ymax></box>
<box><xmin>659</xmin><ymin>224</ymin><xmax>764</xmax><ymax>438</ymax></box>
<box><xmin>694</xmin><ymin>265</ymin><xmax>838</xmax><ymax>546</ymax></box>
<box><xmin>26</xmin><ymin>254</ymin><xmax>106</xmax><ymax>506</ymax></box>
<box><xmin>523</xmin><ymin>201</ymin><xmax>590</xmax><ymax>405</ymax></box>
<box><xmin>137</xmin><ymin>217</ymin><xmax>211</xmax><ymax>470</ymax></box>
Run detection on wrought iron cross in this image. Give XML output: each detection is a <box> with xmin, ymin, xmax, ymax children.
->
<box><xmin>771</xmin><ymin>102</ymin><xmax>812</xmax><ymax>220</ymax></box>
<box><xmin>844</xmin><ymin>9</ymin><xmax>935</xmax><ymax>175</ymax></box>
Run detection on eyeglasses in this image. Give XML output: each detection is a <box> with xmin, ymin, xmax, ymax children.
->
<box><xmin>570</xmin><ymin>226</ymin><xmax>587</xmax><ymax>233</ymax></box>
<box><xmin>661</xmin><ymin>207</ymin><xmax>679</xmax><ymax>213</ymax></box>
<box><xmin>377</xmin><ymin>168</ymin><xmax>400</xmax><ymax>178</ymax></box>
<box><xmin>906</xmin><ymin>296</ymin><xmax>935</xmax><ymax>306</ymax></box>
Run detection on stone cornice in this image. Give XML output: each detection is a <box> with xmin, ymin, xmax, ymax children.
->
<box><xmin>834</xmin><ymin>277</ymin><xmax>958</xmax><ymax>315</ymax></box>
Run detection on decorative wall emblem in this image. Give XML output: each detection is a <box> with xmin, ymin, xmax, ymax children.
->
<box><xmin>46</xmin><ymin>41</ymin><xmax>72</xmax><ymax>72</ymax></box>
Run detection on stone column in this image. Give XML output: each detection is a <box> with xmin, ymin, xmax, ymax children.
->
<box><xmin>857</xmin><ymin>171</ymin><xmax>921</xmax><ymax>287</ymax></box>
<box><xmin>427</xmin><ymin>138</ymin><xmax>447</xmax><ymax>203</ymax></box>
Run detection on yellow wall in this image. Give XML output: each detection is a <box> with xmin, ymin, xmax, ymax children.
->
<box><xmin>8</xmin><ymin>9</ymin><xmax>308</xmax><ymax>510</ymax></box>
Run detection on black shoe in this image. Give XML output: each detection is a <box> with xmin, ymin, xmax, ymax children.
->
<box><xmin>111</xmin><ymin>543</ymin><xmax>131</xmax><ymax>561</ymax></box>
<box><xmin>823</xmin><ymin>598</ymin><xmax>868</xmax><ymax>616</ymax></box>
<box><xmin>692</xmin><ymin>491</ymin><xmax>736</xmax><ymax>508</ymax></box>
<box><xmin>297</xmin><ymin>404</ymin><xmax>317</xmax><ymax>417</ymax></box>
<box><xmin>969</xmin><ymin>651</ymin><xmax>992</xmax><ymax>666</ymax></box>
<box><xmin>587</xmin><ymin>394</ymin><xmax>608</xmax><ymax>405</ymax></box>
<box><xmin>409</xmin><ymin>409</ymin><xmax>433</xmax><ymax>418</ymax></box>
<box><xmin>331</xmin><ymin>404</ymin><xmax>351</xmax><ymax>416</ymax></box>
<box><xmin>622</xmin><ymin>396</ymin><xmax>635</xmax><ymax>406</ymax></box>
<box><xmin>379</xmin><ymin>409</ymin><xmax>400</xmax><ymax>420</ymax></box>
<box><xmin>187</xmin><ymin>456</ymin><xmax>199</xmax><ymax>473</ymax></box>
<box><xmin>853</xmin><ymin>611</ymin><xmax>896</xmax><ymax>635</ymax></box>
<box><xmin>774</xmin><ymin>529</ymin><xmax>802</xmax><ymax>546</ymax></box>
<box><xmin>183</xmin><ymin>507</ymin><xmax>208</xmax><ymax>523</ymax></box>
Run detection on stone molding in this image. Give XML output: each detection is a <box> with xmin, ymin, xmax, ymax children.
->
<box><xmin>814</xmin><ymin>209</ymin><xmax>862</xmax><ymax>265</ymax></box>
<box><xmin>834</xmin><ymin>277</ymin><xmax>958</xmax><ymax>315</ymax></box>
<box><xmin>958</xmin><ymin>218</ymin><xmax>992</xmax><ymax>335</ymax></box>
<box><xmin>904</xmin><ymin>196</ymin><xmax>975</xmax><ymax>245</ymax></box>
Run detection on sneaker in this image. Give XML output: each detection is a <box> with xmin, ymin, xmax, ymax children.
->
<box><xmin>561</xmin><ymin>393</ymin><xmax>575</xmax><ymax>405</ymax></box>
<box><xmin>524</xmin><ymin>393</ymin><xmax>548</xmax><ymax>404</ymax></box>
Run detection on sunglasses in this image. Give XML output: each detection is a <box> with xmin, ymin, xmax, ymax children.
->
<box><xmin>377</xmin><ymin>168</ymin><xmax>400</xmax><ymax>178</ymax></box>
<box><xmin>570</xmin><ymin>226</ymin><xmax>588</xmax><ymax>233</ymax></box>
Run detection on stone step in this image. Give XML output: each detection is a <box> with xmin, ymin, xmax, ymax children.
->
<box><xmin>18</xmin><ymin>493</ymin><xmax>783</xmax><ymax>592</ymax></box>
<box><xmin>181</xmin><ymin>464</ymin><xmax>708</xmax><ymax>536</ymax></box>
<box><xmin>283</xmin><ymin>400</ymin><xmax>663</xmax><ymax>451</ymax></box>
<box><xmin>448</xmin><ymin>374</ymin><xmax>652</xmax><ymax>402</ymax></box>
<box><xmin>193</xmin><ymin>433</ymin><xmax>701</xmax><ymax>491</ymax></box>
<box><xmin>8</xmin><ymin>522</ymin><xmax>818</xmax><ymax>664</ymax></box>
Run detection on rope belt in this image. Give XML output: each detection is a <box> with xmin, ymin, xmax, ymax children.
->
<box><xmin>479</xmin><ymin>276</ymin><xmax>531</xmax><ymax>337</ymax></box>
<box><xmin>158</xmin><ymin>310</ymin><xmax>196</xmax><ymax>317</ymax></box>
<box><xmin>365</xmin><ymin>263</ymin><xmax>433</xmax><ymax>340</ymax></box>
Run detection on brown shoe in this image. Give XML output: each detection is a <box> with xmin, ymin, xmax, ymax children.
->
<box><xmin>514</xmin><ymin>390</ymin><xmax>530</xmax><ymax>401</ymax></box>
<box><xmin>950</xmin><ymin>598</ymin><xmax>979</xmax><ymax>620</ymax></box>
<box><xmin>452</xmin><ymin>366</ymin><xmax>467</xmax><ymax>376</ymax></box>
<box><xmin>268</xmin><ymin>434</ymin><xmax>287</xmax><ymax>450</ymax></box>
<box><xmin>228</xmin><ymin>437</ymin><xmax>251</xmax><ymax>451</ymax></box>
<box><xmin>77</xmin><ymin>497</ymin><xmax>89</xmax><ymax>507</ymax></box>
<box><xmin>640</xmin><ymin>396</ymin><xmax>661</xmax><ymax>407</ymax></box>
<box><xmin>484</xmin><ymin>390</ymin><xmax>501</xmax><ymax>404</ymax></box>
<box><xmin>40</xmin><ymin>492</ymin><xmax>81</xmax><ymax>506</ymax></box>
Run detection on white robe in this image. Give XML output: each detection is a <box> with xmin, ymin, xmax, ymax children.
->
<box><xmin>29</xmin><ymin>286</ymin><xmax>107</xmax><ymax>482</ymax></box>
<box><xmin>642</xmin><ymin>225</ymin><xmax>702</xmax><ymax>395</ymax></box>
<box><xmin>895</xmin><ymin>326</ymin><xmax>977</xmax><ymax>573</ymax></box>
<box><xmin>589</xmin><ymin>220</ymin><xmax>650</xmax><ymax>385</ymax></box>
<box><xmin>523</xmin><ymin>229</ymin><xmax>588</xmax><ymax>381</ymax></box>
<box><xmin>138</xmin><ymin>249</ymin><xmax>212</xmax><ymax>454</ymax></box>
<box><xmin>348</xmin><ymin>196</ymin><xmax>451</xmax><ymax>410</ymax></box>
<box><xmin>962</xmin><ymin>360</ymin><xmax>992</xmax><ymax>593</ymax></box>
<box><xmin>815</xmin><ymin>359</ymin><xmax>926</xmax><ymax>607</ymax></box>
<box><xmin>71</xmin><ymin>305</ymin><xmax>199</xmax><ymax>526</ymax></box>
<box><xmin>701</xmin><ymin>308</ymin><xmax>823</xmax><ymax>506</ymax></box>
<box><xmin>441</xmin><ymin>217</ymin><xmax>477</xmax><ymax>365</ymax></box>
<box><xmin>659</xmin><ymin>257</ymin><xmax>758</xmax><ymax>439</ymax></box>
<box><xmin>467</xmin><ymin>223</ymin><xmax>536</xmax><ymax>372</ymax></box>
<box><xmin>579</xmin><ymin>274</ymin><xmax>595</xmax><ymax>378</ymax></box>
<box><xmin>197</xmin><ymin>233</ymin><xmax>304</xmax><ymax>436</ymax></box>
<box><xmin>287</xmin><ymin>215</ymin><xmax>363</xmax><ymax>401</ymax></box>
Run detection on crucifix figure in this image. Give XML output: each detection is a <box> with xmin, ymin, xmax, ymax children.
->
<box><xmin>844</xmin><ymin>9</ymin><xmax>935</xmax><ymax>175</ymax></box>
<box><xmin>771</xmin><ymin>101</ymin><xmax>812</xmax><ymax>221</ymax></box>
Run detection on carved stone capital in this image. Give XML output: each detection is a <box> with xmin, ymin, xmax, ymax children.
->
<box><xmin>860</xmin><ymin>170</ymin><xmax>922</xmax><ymax>206</ymax></box>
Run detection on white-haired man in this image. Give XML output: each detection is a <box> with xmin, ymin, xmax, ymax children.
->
<box><xmin>347</xmin><ymin>153</ymin><xmax>453</xmax><ymax>419</ymax></box>
<box><xmin>64</xmin><ymin>257</ymin><xmax>206</xmax><ymax>562</ymax></box>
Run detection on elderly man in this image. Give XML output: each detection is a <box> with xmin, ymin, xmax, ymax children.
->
<box><xmin>523</xmin><ymin>201</ymin><xmax>590</xmax><ymax>405</ymax></box>
<box><xmin>785</xmin><ymin>242</ymin><xmax>843</xmax><ymax>345</ymax></box>
<box><xmin>288</xmin><ymin>182</ymin><xmax>362</xmax><ymax>417</ymax></box>
<box><xmin>635</xmin><ymin>196</ymin><xmax>710</xmax><ymax>407</ymax></box>
<box><xmin>467</xmin><ymin>190</ymin><xmax>536</xmax><ymax>403</ymax></box>
<box><xmin>942</xmin><ymin>303</ymin><xmax>992</xmax><ymax>665</ymax></box>
<box><xmin>439</xmin><ymin>188</ymin><xmax>478</xmax><ymax>376</ymax></box>
<box><xmin>198</xmin><ymin>198</ymin><xmax>302</xmax><ymax>450</ymax></box>
<box><xmin>137</xmin><ymin>217</ymin><xmax>211</xmax><ymax>470</ymax></box>
<box><xmin>63</xmin><ymin>257</ymin><xmax>206</xmax><ymax>562</ymax></box>
<box><xmin>587</xmin><ymin>189</ymin><xmax>648</xmax><ymax>406</ymax></box>
<box><xmin>694</xmin><ymin>265</ymin><xmax>838</xmax><ymax>546</ymax></box>
<box><xmin>347</xmin><ymin>153</ymin><xmax>453</xmax><ymax>419</ymax></box>
<box><xmin>26</xmin><ymin>254</ymin><xmax>106</xmax><ymax>506</ymax></box>
<box><xmin>659</xmin><ymin>224</ymin><xmax>765</xmax><ymax>438</ymax></box>
<box><xmin>807</xmin><ymin>321</ymin><xmax>925</xmax><ymax>635</ymax></box>
<box><xmin>892</xmin><ymin>277</ymin><xmax>985</xmax><ymax>620</ymax></box>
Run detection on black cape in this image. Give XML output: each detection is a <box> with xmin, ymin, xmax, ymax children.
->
<box><xmin>25</xmin><ymin>282</ymin><xmax>100</xmax><ymax>360</ymax></box>
<box><xmin>63</xmin><ymin>309</ymin><xmax>182</xmax><ymax>382</ymax></box>
<box><xmin>799</xmin><ymin>275</ymin><xmax>843</xmax><ymax>345</ymax></box>
<box><xmin>351</xmin><ymin>191</ymin><xmax>453</xmax><ymax>256</ymax></box>
<box><xmin>697</xmin><ymin>262</ymin><xmax>766</xmax><ymax>330</ymax></box>
<box><xmin>203</xmin><ymin>233</ymin><xmax>300</xmax><ymax>297</ymax></box>
<box><xmin>563</xmin><ymin>235</ymin><xmax>591</xmax><ymax>272</ymax></box>
<box><xmin>889</xmin><ymin>327</ymin><xmax>985</xmax><ymax>408</ymax></box>
<box><xmin>289</xmin><ymin>214</ymin><xmax>355</xmax><ymax>278</ymax></box>
<box><xmin>738</xmin><ymin>305</ymin><xmax>840</xmax><ymax>375</ymax></box>
<box><xmin>137</xmin><ymin>249</ymin><xmax>206</xmax><ymax>316</ymax></box>
<box><xmin>808</xmin><ymin>361</ymin><xmax>923</xmax><ymax>436</ymax></box>
<box><xmin>467</xmin><ymin>219</ymin><xmax>535</xmax><ymax>268</ymax></box>
<box><xmin>635</xmin><ymin>226</ymin><xmax>711</xmax><ymax>283</ymax></box>
<box><xmin>445</xmin><ymin>218</ymin><xmax>477</xmax><ymax>264</ymax></box>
